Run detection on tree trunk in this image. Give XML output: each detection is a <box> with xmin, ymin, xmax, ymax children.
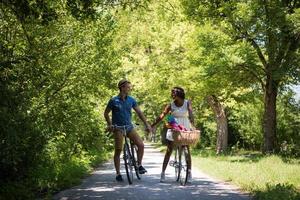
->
<box><xmin>263</xmin><ymin>75</ymin><xmax>278</xmax><ymax>153</ymax></box>
<box><xmin>206</xmin><ymin>95</ymin><xmax>228</xmax><ymax>154</ymax></box>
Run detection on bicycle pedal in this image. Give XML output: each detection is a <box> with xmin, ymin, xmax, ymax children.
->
<box><xmin>169</xmin><ymin>161</ymin><xmax>175</xmax><ymax>166</ymax></box>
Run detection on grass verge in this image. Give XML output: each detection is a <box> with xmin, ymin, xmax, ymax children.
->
<box><xmin>192</xmin><ymin>149</ymin><xmax>300</xmax><ymax>200</ymax></box>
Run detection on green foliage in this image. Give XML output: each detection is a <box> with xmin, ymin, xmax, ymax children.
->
<box><xmin>0</xmin><ymin>181</ymin><xmax>35</xmax><ymax>200</ymax></box>
<box><xmin>0</xmin><ymin>1</ymin><xmax>118</xmax><ymax>198</ymax></box>
<box><xmin>277</xmin><ymin>90</ymin><xmax>300</xmax><ymax>157</ymax></box>
<box><xmin>110</xmin><ymin>0</ymin><xmax>300</xmax><ymax>156</ymax></box>
<box><xmin>1</xmin><ymin>0</ymin><xmax>299</xmax><ymax>198</ymax></box>
<box><xmin>112</xmin><ymin>0</ymin><xmax>196</xmax><ymax>120</ymax></box>
<box><xmin>228</xmin><ymin>97</ymin><xmax>264</xmax><ymax>149</ymax></box>
<box><xmin>181</xmin><ymin>0</ymin><xmax>300</xmax><ymax>153</ymax></box>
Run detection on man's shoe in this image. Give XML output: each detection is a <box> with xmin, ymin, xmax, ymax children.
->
<box><xmin>116</xmin><ymin>174</ymin><xmax>123</xmax><ymax>182</ymax></box>
<box><xmin>160</xmin><ymin>172</ymin><xmax>165</xmax><ymax>183</ymax></box>
<box><xmin>138</xmin><ymin>165</ymin><xmax>147</xmax><ymax>174</ymax></box>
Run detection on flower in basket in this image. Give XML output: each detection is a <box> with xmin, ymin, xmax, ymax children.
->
<box><xmin>166</xmin><ymin>114</ymin><xmax>187</xmax><ymax>131</ymax></box>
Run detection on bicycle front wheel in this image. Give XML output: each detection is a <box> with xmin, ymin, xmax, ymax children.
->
<box><xmin>123</xmin><ymin>143</ymin><xmax>133</xmax><ymax>184</ymax></box>
<box><xmin>179</xmin><ymin>146</ymin><xmax>189</xmax><ymax>186</ymax></box>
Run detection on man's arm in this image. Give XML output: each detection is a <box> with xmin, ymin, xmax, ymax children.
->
<box><xmin>133</xmin><ymin>105</ymin><xmax>152</xmax><ymax>132</ymax></box>
<box><xmin>104</xmin><ymin>106</ymin><xmax>112</xmax><ymax>130</ymax></box>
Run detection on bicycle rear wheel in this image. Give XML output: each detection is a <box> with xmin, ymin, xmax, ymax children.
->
<box><xmin>174</xmin><ymin>147</ymin><xmax>180</xmax><ymax>182</ymax></box>
<box><xmin>179</xmin><ymin>146</ymin><xmax>189</xmax><ymax>186</ymax></box>
<box><xmin>123</xmin><ymin>143</ymin><xmax>133</xmax><ymax>184</ymax></box>
<box><xmin>130</xmin><ymin>142</ymin><xmax>141</xmax><ymax>180</ymax></box>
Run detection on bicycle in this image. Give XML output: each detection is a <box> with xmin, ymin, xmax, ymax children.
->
<box><xmin>169</xmin><ymin>144</ymin><xmax>190</xmax><ymax>186</ymax></box>
<box><xmin>169</xmin><ymin>129</ymin><xmax>200</xmax><ymax>186</ymax></box>
<box><xmin>112</xmin><ymin>124</ymin><xmax>141</xmax><ymax>184</ymax></box>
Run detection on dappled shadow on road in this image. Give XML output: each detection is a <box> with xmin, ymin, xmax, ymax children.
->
<box><xmin>54</xmin><ymin>169</ymin><xmax>250</xmax><ymax>200</ymax></box>
<box><xmin>53</xmin><ymin>143</ymin><xmax>251</xmax><ymax>200</ymax></box>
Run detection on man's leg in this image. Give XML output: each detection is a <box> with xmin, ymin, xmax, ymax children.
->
<box><xmin>114</xmin><ymin>130</ymin><xmax>123</xmax><ymax>178</ymax></box>
<box><xmin>127</xmin><ymin>128</ymin><xmax>144</xmax><ymax>165</ymax></box>
<box><xmin>127</xmin><ymin>128</ymin><xmax>147</xmax><ymax>174</ymax></box>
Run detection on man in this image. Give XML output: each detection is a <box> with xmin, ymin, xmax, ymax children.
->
<box><xmin>104</xmin><ymin>79</ymin><xmax>152</xmax><ymax>182</ymax></box>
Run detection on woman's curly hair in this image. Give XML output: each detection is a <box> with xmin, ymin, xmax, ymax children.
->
<box><xmin>172</xmin><ymin>87</ymin><xmax>185</xmax><ymax>99</ymax></box>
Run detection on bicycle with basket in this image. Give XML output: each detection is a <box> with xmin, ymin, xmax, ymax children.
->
<box><xmin>169</xmin><ymin>128</ymin><xmax>200</xmax><ymax>185</ymax></box>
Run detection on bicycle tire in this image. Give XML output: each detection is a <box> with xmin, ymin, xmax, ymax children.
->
<box><xmin>123</xmin><ymin>142</ymin><xmax>133</xmax><ymax>184</ymax></box>
<box><xmin>179</xmin><ymin>146</ymin><xmax>189</xmax><ymax>186</ymax></box>
<box><xmin>130</xmin><ymin>142</ymin><xmax>141</xmax><ymax>180</ymax></box>
<box><xmin>174</xmin><ymin>147</ymin><xmax>180</xmax><ymax>182</ymax></box>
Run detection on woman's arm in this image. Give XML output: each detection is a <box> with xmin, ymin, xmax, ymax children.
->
<box><xmin>188</xmin><ymin>100</ymin><xmax>195</xmax><ymax>126</ymax></box>
<box><xmin>151</xmin><ymin>104</ymin><xmax>171</xmax><ymax>127</ymax></box>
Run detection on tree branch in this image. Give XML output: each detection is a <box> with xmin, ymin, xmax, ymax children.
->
<box><xmin>278</xmin><ymin>32</ymin><xmax>300</xmax><ymax>70</ymax></box>
<box><xmin>235</xmin><ymin>63</ymin><xmax>266</xmax><ymax>91</ymax></box>
<box><xmin>229</xmin><ymin>21</ymin><xmax>268</xmax><ymax>71</ymax></box>
<box><xmin>5</xmin><ymin>2</ymin><xmax>34</xmax><ymax>48</ymax></box>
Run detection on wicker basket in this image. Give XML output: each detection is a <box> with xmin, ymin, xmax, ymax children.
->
<box><xmin>172</xmin><ymin>129</ymin><xmax>200</xmax><ymax>146</ymax></box>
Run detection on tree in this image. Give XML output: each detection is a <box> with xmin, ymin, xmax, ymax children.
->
<box><xmin>0</xmin><ymin>0</ymin><xmax>122</xmax><ymax>197</ymax></box>
<box><xmin>181</xmin><ymin>0</ymin><xmax>300</xmax><ymax>153</ymax></box>
<box><xmin>185</xmin><ymin>23</ymin><xmax>259</xmax><ymax>153</ymax></box>
<box><xmin>206</xmin><ymin>95</ymin><xmax>228</xmax><ymax>153</ymax></box>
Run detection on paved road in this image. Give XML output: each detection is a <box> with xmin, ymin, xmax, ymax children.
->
<box><xmin>53</xmin><ymin>143</ymin><xmax>251</xmax><ymax>200</ymax></box>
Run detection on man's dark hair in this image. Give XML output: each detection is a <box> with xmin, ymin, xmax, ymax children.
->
<box><xmin>118</xmin><ymin>79</ymin><xmax>131</xmax><ymax>89</ymax></box>
<box><xmin>172</xmin><ymin>87</ymin><xmax>185</xmax><ymax>99</ymax></box>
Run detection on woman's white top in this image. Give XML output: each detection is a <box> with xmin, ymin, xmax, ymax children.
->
<box><xmin>166</xmin><ymin>99</ymin><xmax>192</xmax><ymax>141</ymax></box>
<box><xmin>171</xmin><ymin>99</ymin><xmax>192</xmax><ymax>130</ymax></box>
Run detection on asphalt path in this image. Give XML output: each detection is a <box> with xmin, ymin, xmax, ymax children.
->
<box><xmin>53</xmin><ymin>143</ymin><xmax>251</xmax><ymax>200</ymax></box>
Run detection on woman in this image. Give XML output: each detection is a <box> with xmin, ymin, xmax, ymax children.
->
<box><xmin>151</xmin><ymin>87</ymin><xmax>195</xmax><ymax>182</ymax></box>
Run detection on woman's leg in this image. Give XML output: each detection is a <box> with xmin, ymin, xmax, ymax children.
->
<box><xmin>186</xmin><ymin>145</ymin><xmax>192</xmax><ymax>182</ymax></box>
<box><xmin>162</xmin><ymin>141</ymin><xmax>174</xmax><ymax>172</ymax></box>
<box><xmin>187</xmin><ymin>145</ymin><xmax>191</xmax><ymax>171</ymax></box>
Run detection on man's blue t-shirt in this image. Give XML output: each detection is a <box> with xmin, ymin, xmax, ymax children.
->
<box><xmin>107</xmin><ymin>95</ymin><xmax>137</xmax><ymax>126</ymax></box>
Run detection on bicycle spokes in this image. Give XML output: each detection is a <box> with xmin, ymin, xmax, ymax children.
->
<box><xmin>179</xmin><ymin>146</ymin><xmax>189</xmax><ymax>185</ymax></box>
<box><xmin>171</xmin><ymin>146</ymin><xmax>190</xmax><ymax>185</ymax></box>
<box><xmin>124</xmin><ymin>143</ymin><xmax>133</xmax><ymax>184</ymax></box>
<box><xmin>130</xmin><ymin>142</ymin><xmax>141</xmax><ymax>180</ymax></box>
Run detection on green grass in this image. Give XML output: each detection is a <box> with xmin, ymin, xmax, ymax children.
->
<box><xmin>192</xmin><ymin>150</ymin><xmax>300</xmax><ymax>200</ymax></box>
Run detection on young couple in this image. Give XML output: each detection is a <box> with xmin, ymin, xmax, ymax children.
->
<box><xmin>104</xmin><ymin>79</ymin><xmax>195</xmax><ymax>182</ymax></box>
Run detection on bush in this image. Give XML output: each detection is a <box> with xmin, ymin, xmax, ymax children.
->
<box><xmin>254</xmin><ymin>183</ymin><xmax>300</xmax><ymax>200</ymax></box>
